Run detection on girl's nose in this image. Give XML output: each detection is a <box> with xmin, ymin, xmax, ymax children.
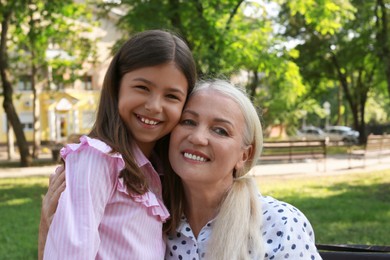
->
<box><xmin>187</xmin><ymin>128</ymin><xmax>208</xmax><ymax>146</ymax></box>
<box><xmin>145</xmin><ymin>95</ymin><xmax>162</xmax><ymax>113</ymax></box>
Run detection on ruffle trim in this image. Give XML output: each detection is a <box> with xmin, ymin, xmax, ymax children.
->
<box><xmin>61</xmin><ymin>135</ymin><xmax>169</xmax><ymax>222</ymax></box>
<box><xmin>117</xmin><ymin>178</ymin><xmax>170</xmax><ymax>222</ymax></box>
<box><xmin>60</xmin><ymin>135</ymin><xmax>123</xmax><ymax>161</ymax></box>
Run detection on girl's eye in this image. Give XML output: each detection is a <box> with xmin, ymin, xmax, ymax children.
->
<box><xmin>213</xmin><ymin>127</ymin><xmax>229</xmax><ymax>136</ymax></box>
<box><xmin>134</xmin><ymin>85</ymin><xmax>149</xmax><ymax>91</ymax></box>
<box><xmin>166</xmin><ymin>94</ymin><xmax>181</xmax><ymax>101</ymax></box>
<box><xmin>180</xmin><ymin>119</ymin><xmax>196</xmax><ymax>126</ymax></box>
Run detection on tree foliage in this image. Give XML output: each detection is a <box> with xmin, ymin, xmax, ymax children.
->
<box><xmin>279</xmin><ymin>0</ymin><xmax>390</xmax><ymax>142</ymax></box>
<box><xmin>0</xmin><ymin>0</ymin><xmax>97</xmax><ymax>165</ymax></box>
<box><xmin>2</xmin><ymin>0</ymin><xmax>387</xmax><ymax>155</ymax></box>
<box><xmin>99</xmin><ymin>0</ymin><xmax>310</xmax><ymax>133</ymax></box>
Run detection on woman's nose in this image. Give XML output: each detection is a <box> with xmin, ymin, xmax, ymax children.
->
<box><xmin>145</xmin><ymin>95</ymin><xmax>162</xmax><ymax>113</ymax></box>
<box><xmin>187</xmin><ymin>128</ymin><xmax>208</xmax><ymax>146</ymax></box>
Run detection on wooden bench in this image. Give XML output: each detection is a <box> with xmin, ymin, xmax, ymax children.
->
<box><xmin>349</xmin><ymin>134</ymin><xmax>390</xmax><ymax>168</ymax></box>
<box><xmin>50</xmin><ymin>133</ymin><xmax>83</xmax><ymax>162</ymax></box>
<box><xmin>317</xmin><ymin>244</ymin><xmax>390</xmax><ymax>259</ymax></box>
<box><xmin>260</xmin><ymin>140</ymin><xmax>327</xmax><ymax>171</ymax></box>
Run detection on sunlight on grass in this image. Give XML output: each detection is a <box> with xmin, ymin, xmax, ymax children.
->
<box><xmin>1</xmin><ymin>198</ymin><xmax>32</xmax><ymax>206</ymax></box>
<box><xmin>256</xmin><ymin>170</ymin><xmax>390</xmax><ymax>245</ymax></box>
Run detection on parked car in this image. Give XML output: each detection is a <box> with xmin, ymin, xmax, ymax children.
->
<box><xmin>324</xmin><ymin>125</ymin><xmax>359</xmax><ymax>144</ymax></box>
<box><xmin>297</xmin><ymin>126</ymin><xmax>327</xmax><ymax>140</ymax></box>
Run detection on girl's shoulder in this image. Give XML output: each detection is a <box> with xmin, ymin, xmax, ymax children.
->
<box><xmin>60</xmin><ymin>135</ymin><xmax>122</xmax><ymax>161</ymax></box>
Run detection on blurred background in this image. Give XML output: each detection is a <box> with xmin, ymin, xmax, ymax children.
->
<box><xmin>0</xmin><ymin>0</ymin><xmax>389</xmax><ymax>165</ymax></box>
<box><xmin>1</xmin><ymin>1</ymin><xmax>390</xmax><ymax>259</ymax></box>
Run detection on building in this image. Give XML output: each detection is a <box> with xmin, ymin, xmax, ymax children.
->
<box><xmin>0</xmin><ymin>4</ymin><xmax>123</xmax><ymax>145</ymax></box>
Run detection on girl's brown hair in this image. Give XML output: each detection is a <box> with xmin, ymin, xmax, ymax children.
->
<box><xmin>89</xmin><ymin>30</ymin><xmax>196</xmax><ymax>195</ymax></box>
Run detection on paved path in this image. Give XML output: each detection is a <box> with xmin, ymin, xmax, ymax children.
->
<box><xmin>251</xmin><ymin>154</ymin><xmax>390</xmax><ymax>178</ymax></box>
<box><xmin>0</xmin><ymin>149</ymin><xmax>57</xmax><ymax>178</ymax></box>
<box><xmin>0</xmin><ymin>153</ymin><xmax>389</xmax><ymax>179</ymax></box>
<box><xmin>0</xmin><ymin>165</ymin><xmax>58</xmax><ymax>178</ymax></box>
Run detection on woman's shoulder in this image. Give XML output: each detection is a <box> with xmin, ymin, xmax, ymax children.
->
<box><xmin>259</xmin><ymin>195</ymin><xmax>320</xmax><ymax>259</ymax></box>
<box><xmin>259</xmin><ymin>195</ymin><xmax>311</xmax><ymax>226</ymax></box>
<box><xmin>260</xmin><ymin>195</ymin><xmax>302</xmax><ymax>214</ymax></box>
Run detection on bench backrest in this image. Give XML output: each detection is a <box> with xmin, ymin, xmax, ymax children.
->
<box><xmin>366</xmin><ymin>134</ymin><xmax>390</xmax><ymax>151</ymax></box>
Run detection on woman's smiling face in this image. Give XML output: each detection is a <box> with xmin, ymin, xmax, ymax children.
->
<box><xmin>168</xmin><ymin>90</ymin><xmax>251</xmax><ymax>188</ymax></box>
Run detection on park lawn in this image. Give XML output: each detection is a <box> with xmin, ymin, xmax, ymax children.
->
<box><xmin>257</xmin><ymin>169</ymin><xmax>390</xmax><ymax>246</ymax></box>
<box><xmin>0</xmin><ymin>170</ymin><xmax>389</xmax><ymax>259</ymax></box>
<box><xmin>0</xmin><ymin>176</ymin><xmax>48</xmax><ymax>259</ymax></box>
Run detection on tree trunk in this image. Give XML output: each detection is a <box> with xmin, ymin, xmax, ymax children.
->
<box><xmin>2</xmin><ymin>87</ymin><xmax>33</xmax><ymax>166</ymax></box>
<box><xmin>247</xmin><ymin>70</ymin><xmax>259</xmax><ymax>101</ymax></box>
<box><xmin>7</xmin><ymin>120</ymin><xmax>15</xmax><ymax>160</ymax></box>
<box><xmin>0</xmin><ymin>13</ymin><xmax>32</xmax><ymax>166</ymax></box>
<box><xmin>376</xmin><ymin>0</ymin><xmax>390</xmax><ymax>99</ymax></box>
<box><xmin>331</xmin><ymin>53</ymin><xmax>365</xmax><ymax>144</ymax></box>
<box><xmin>336</xmin><ymin>82</ymin><xmax>342</xmax><ymax>125</ymax></box>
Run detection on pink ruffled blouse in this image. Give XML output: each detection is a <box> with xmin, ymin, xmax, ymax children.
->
<box><xmin>44</xmin><ymin>136</ymin><xmax>169</xmax><ymax>259</ymax></box>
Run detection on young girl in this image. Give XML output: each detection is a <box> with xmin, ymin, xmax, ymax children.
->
<box><xmin>40</xmin><ymin>29</ymin><xmax>196</xmax><ymax>259</ymax></box>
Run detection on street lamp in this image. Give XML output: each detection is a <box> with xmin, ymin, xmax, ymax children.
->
<box><xmin>323</xmin><ymin>101</ymin><xmax>331</xmax><ymax>128</ymax></box>
<box><xmin>301</xmin><ymin>110</ymin><xmax>307</xmax><ymax>128</ymax></box>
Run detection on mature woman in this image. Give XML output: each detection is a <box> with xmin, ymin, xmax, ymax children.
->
<box><xmin>40</xmin><ymin>80</ymin><xmax>321</xmax><ymax>260</ymax></box>
<box><xmin>163</xmin><ymin>80</ymin><xmax>321</xmax><ymax>259</ymax></box>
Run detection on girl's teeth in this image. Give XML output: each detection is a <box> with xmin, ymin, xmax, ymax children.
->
<box><xmin>141</xmin><ymin>117</ymin><xmax>158</xmax><ymax>125</ymax></box>
<box><xmin>184</xmin><ymin>152</ymin><xmax>207</xmax><ymax>162</ymax></box>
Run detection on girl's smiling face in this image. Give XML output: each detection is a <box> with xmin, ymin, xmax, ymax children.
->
<box><xmin>118</xmin><ymin>62</ymin><xmax>188</xmax><ymax>156</ymax></box>
<box><xmin>169</xmin><ymin>90</ymin><xmax>251</xmax><ymax>189</ymax></box>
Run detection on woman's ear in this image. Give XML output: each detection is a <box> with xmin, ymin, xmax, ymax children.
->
<box><xmin>234</xmin><ymin>145</ymin><xmax>253</xmax><ymax>171</ymax></box>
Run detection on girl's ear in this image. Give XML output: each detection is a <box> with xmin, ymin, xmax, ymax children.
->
<box><xmin>234</xmin><ymin>145</ymin><xmax>253</xmax><ymax>171</ymax></box>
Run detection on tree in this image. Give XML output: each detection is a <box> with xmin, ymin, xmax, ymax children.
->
<box><xmin>375</xmin><ymin>0</ymin><xmax>390</xmax><ymax>99</ymax></box>
<box><xmin>0</xmin><ymin>0</ymin><xmax>97</xmax><ymax>165</ymax></box>
<box><xmin>99</xmin><ymin>0</ymin><xmax>362</xmax><ymax>136</ymax></box>
<box><xmin>100</xmin><ymin>1</ymin><xmax>309</xmax><ymax>132</ymax></box>
<box><xmin>18</xmin><ymin>0</ymin><xmax>96</xmax><ymax>158</ymax></box>
<box><xmin>0</xmin><ymin>0</ymin><xmax>32</xmax><ymax>166</ymax></box>
<box><xmin>278</xmin><ymin>0</ymin><xmax>389</xmax><ymax>142</ymax></box>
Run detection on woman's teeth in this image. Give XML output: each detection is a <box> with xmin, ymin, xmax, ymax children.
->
<box><xmin>184</xmin><ymin>152</ymin><xmax>207</xmax><ymax>162</ymax></box>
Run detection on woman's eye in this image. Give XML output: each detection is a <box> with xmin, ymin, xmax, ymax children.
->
<box><xmin>213</xmin><ymin>127</ymin><xmax>228</xmax><ymax>136</ymax></box>
<box><xmin>180</xmin><ymin>119</ymin><xmax>196</xmax><ymax>126</ymax></box>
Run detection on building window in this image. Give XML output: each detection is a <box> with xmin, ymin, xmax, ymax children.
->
<box><xmin>19</xmin><ymin>112</ymin><xmax>34</xmax><ymax>131</ymax></box>
<box><xmin>82</xmin><ymin>75</ymin><xmax>93</xmax><ymax>90</ymax></box>
<box><xmin>17</xmin><ymin>75</ymin><xmax>32</xmax><ymax>91</ymax></box>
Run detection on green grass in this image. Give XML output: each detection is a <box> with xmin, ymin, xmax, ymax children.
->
<box><xmin>0</xmin><ymin>170</ymin><xmax>389</xmax><ymax>259</ymax></box>
<box><xmin>257</xmin><ymin>170</ymin><xmax>390</xmax><ymax>246</ymax></box>
<box><xmin>0</xmin><ymin>177</ymin><xmax>48</xmax><ymax>260</ymax></box>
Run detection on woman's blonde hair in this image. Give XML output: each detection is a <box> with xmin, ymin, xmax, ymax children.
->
<box><xmin>164</xmin><ymin>79</ymin><xmax>264</xmax><ymax>259</ymax></box>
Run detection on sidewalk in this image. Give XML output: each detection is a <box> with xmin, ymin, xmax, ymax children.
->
<box><xmin>251</xmin><ymin>154</ymin><xmax>390</xmax><ymax>177</ymax></box>
<box><xmin>0</xmin><ymin>149</ymin><xmax>57</xmax><ymax>178</ymax></box>
<box><xmin>0</xmin><ymin>153</ymin><xmax>389</xmax><ymax>179</ymax></box>
<box><xmin>0</xmin><ymin>164</ymin><xmax>58</xmax><ymax>178</ymax></box>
